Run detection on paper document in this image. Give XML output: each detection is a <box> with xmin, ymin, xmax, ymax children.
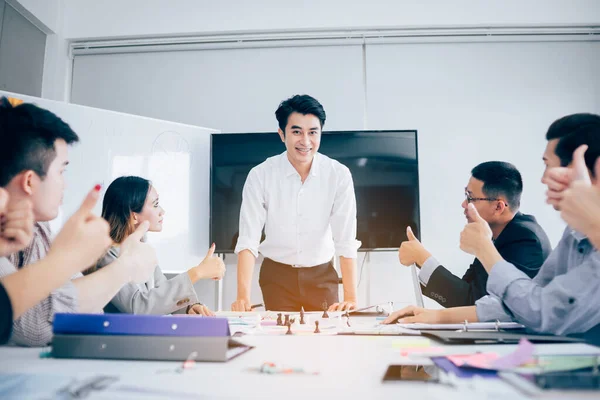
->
<box><xmin>397</xmin><ymin>321</ymin><xmax>524</xmax><ymax>330</ymax></box>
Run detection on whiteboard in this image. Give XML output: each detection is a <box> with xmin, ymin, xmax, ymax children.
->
<box><xmin>0</xmin><ymin>90</ymin><xmax>219</xmax><ymax>273</ymax></box>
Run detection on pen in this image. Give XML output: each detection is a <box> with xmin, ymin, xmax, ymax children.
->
<box><xmin>250</xmin><ymin>303</ymin><xmax>264</xmax><ymax>309</ymax></box>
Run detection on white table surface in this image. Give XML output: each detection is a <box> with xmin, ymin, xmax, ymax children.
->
<box><xmin>1</xmin><ymin>319</ymin><xmax>599</xmax><ymax>399</ymax></box>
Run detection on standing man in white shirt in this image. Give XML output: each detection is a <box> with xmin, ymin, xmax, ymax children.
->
<box><xmin>231</xmin><ymin>95</ymin><xmax>361</xmax><ymax>312</ymax></box>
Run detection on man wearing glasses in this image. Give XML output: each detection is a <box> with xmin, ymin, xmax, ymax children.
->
<box><xmin>398</xmin><ymin>161</ymin><xmax>552</xmax><ymax>307</ymax></box>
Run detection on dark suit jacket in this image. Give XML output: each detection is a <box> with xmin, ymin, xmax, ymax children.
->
<box><xmin>423</xmin><ymin>212</ymin><xmax>552</xmax><ymax>308</ymax></box>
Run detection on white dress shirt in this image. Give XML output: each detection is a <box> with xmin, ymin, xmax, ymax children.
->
<box><xmin>235</xmin><ymin>151</ymin><xmax>361</xmax><ymax>267</ymax></box>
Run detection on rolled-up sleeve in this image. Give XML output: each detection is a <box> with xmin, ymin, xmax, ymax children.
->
<box><xmin>487</xmin><ymin>252</ymin><xmax>600</xmax><ymax>335</ymax></box>
<box><xmin>475</xmin><ymin>294</ymin><xmax>513</xmax><ymax>322</ymax></box>
<box><xmin>330</xmin><ymin>166</ymin><xmax>361</xmax><ymax>259</ymax></box>
<box><xmin>234</xmin><ymin>168</ymin><xmax>267</xmax><ymax>258</ymax></box>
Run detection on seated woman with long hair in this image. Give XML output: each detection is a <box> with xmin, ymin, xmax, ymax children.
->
<box><xmin>96</xmin><ymin>176</ymin><xmax>225</xmax><ymax>316</ymax></box>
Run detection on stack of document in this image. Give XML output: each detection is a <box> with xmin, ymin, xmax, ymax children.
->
<box><xmin>51</xmin><ymin>313</ymin><xmax>252</xmax><ymax>362</ymax></box>
<box><xmin>396</xmin><ymin>321</ymin><xmax>524</xmax><ymax>331</ymax></box>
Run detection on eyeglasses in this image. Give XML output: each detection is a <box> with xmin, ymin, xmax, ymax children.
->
<box><xmin>465</xmin><ymin>190</ymin><xmax>507</xmax><ymax>206</ymax></box>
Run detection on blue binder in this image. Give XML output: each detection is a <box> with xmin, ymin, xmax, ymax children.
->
<box><xmin>53</xmin><ymin>313</ymin><xmax>231</xmax><ymax>337</ymax></box>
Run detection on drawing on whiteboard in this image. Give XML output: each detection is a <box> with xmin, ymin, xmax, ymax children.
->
<box><xmin>151</xmin><ymin>131</ymin><xmax>193</xmax><ymax>171</ymax></box>
<box><xmin>152</xmin><ymin>131</ymin><xmax>191</xmax><ymax>154</ymax></box>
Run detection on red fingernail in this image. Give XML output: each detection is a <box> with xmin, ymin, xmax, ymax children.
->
<box><xmin>94</xmin><ymin>184</ymin><xmax>102</xmax><ymax>192</ymax></box>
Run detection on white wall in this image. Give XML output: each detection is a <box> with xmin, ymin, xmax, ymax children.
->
<box><xmin>8</xmin><ymin>0</ymin><xmax>60</xmax><ymax>33</ymax></box>
<box><xmin>70</xmin><ymin>45</ymin><xmax>366</xmax><ymax>132</ymax></box>
<box><xmin>366</xmin><ymin>40</ymin><xmax>600</xmax><ymax>273</ymax></box>
<box><xmin>11</xmin><ymin>0</ymin><xmax>69</xmax><ymax>101</ymax></box>
<box><xmin>61</xmin><ymin>0</ymin><xmax>600</xmax><ymax>40</ymax></box>
<box><xmin>17</xmin><ymin>0</ymin><xmax>600</xmax><ymax>103</ymax></box>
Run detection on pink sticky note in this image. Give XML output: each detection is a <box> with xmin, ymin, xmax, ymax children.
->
<box><xmin>447</xmin><ymin>353</ymin><xmax>499</xmax><ymax>369</ymax></box>
<box><xmin>491</xmin><ymin>338</ymin><xmax>534</xmax><ymax>369</ymax></box>
<box><xmin>447</xmin><ymin>338</ymin><xmax>535</xmax><ymax>371</ymax></box>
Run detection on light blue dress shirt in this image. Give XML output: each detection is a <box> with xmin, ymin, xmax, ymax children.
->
<box><xmin>476</xmin><ymin>227</ymin><xmax>600</xmax><ymax>336</ymax></box>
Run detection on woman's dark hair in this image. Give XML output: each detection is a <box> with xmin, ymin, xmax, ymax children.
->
<box><xmin>102</xmin><ymin>176</ymin><xmax>151</xmax><ymax>244</ymax></box>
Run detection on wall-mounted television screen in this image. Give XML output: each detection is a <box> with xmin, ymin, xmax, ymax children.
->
<box><xmin>210</xmin><ymin>130</ymin><xmax>419</xmax><ymax>253</ymax></box>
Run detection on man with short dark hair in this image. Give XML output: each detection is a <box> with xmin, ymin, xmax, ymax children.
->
<box><xmin>385</xmin><ymin>113</ymin><xmax>600</xmax><ymax>344</ymax></box>
<box><xmin>0</xmin><ymin>98</ymin><xmax>157</xmax><ymax>346</ymax></box>
<box><xmin>231</xmin><ymin>95</ymin><xmax>360</xmax><ymax>312</ymax></box>
<box><xmin>399</xmin><ymin>161</ymin><xmax>551</xmax><ymax>307</ymax></box>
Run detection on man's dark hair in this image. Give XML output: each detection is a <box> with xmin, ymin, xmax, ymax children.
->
<box><xmin>275</xmin><ymin>94</ymin><xmax>326</xmax><ymax>133</ymax></box>
<box><xmin>546</xmin><ymin>113</ymin><xmax>600</xmax><ymax>140</ymax></box>
<box><xmin>471</xmin><ymin>161</ymin><xmax>523</xmax><ymax>211</ymax></box>
<box><xmin>548</xmin><ymin>113</ymin><xmax>600</xmax><ymax>177</ymax></box>
<box><xmin>0</xmin><ymin>97</ymin><xmax>79</xmax><ymax>187</ymax></box>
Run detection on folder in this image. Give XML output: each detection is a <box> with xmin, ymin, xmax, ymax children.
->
<box><xmin>51</xmin><ymin>334</ymin><xmax>252</xmax><ymax>362</ymax></box>
<box><xmin>53</xmin><ymin>313</ymin><xmax>230</xmax><ymax>337</ymax></box>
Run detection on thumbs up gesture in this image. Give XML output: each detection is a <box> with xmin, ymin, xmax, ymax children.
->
<box><xmin>48</xmin><ymin>185</ymin><xmax>112</xmax><ymax>272</ymax></box>
<box><xmin>398</xmin><ymin>226</ymin><xmax>431</xmax><ymax>267</ymax></box>
<box><xmin>558</xmin><ymin>147</ymin><xmax>600</xmax><ymax>245</ymax></box>
<box><xmin>460</xmin><ymin>203</ymin><xmax>493</xmax><ymax>256</ymax></box>
<box><xmin>543</xmin><ymin>145</ymin><xmax>591</xmax><ymax>209</ymax></box>
<box><xmin>119</xmin><ymin>220</ymin><xmax>158</xmax><ymax>284</ymax></box>
<box><xmin>0</xmin><ymin>188</ymin><xmax>34</xmax><ymax>257</ymax></box>
<box><xmin>193</xmin><ymin>243</ymin><xmax>226</xmax><ymax>280</ymax></box>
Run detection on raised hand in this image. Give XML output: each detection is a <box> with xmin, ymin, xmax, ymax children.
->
<box><xmin>48</xmin><ymin>185</ymin><xmax>112</xmax><ymax>271</ymax></box>
<box><xmin>398</xmin><ymin>226</ymin><xmax>431</xmax><ymax>267</ymax></box>
<box><xmin>195</xmin><ymin>243</ymin><xmax>226</xmax><ymax>280</ymax></box>
<box><xmin>119</xmin><ymin>221</ymin><xmax>158</xmax><ymax>284</ymax></box>
<box><xmin>459</xmin><ymin>203</ymin><xmax>493</xmax><ymax>256</ymax></box>
<box><xmin>544</xmin><ymin>145</ymin><xmax>590</xmax><ymax>208</ymax></box>
<box><xmin>0</xmin><ymin>188</ymin><xmax>34</xmax><ymax>257</ymax></box>
<box><xmin>559</xmin><ymin>153</ymin><xmax>600</xmax><ymax>245</ymax></box>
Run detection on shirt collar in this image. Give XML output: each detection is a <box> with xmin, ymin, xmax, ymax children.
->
<box><xmin>569</xmin><ymin>228</ymin><xmax>588</xmax><ymax>243</ymax></box>
<box><xmin>281</xmin><ymin>151</ymin><xmax>320</xmax><ymax>178</ymax></box>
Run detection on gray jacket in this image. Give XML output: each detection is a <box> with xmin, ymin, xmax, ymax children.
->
<box><xmin>96</xmin><ymin>247</ymin><xmax>198</xmax><ymax>315</ymax></box>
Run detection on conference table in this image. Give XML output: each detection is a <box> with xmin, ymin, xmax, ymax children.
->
<box><xmin>1</xmin><ymin>316</ymin><xmax>599</xmax><ymax>399</ymax></box>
